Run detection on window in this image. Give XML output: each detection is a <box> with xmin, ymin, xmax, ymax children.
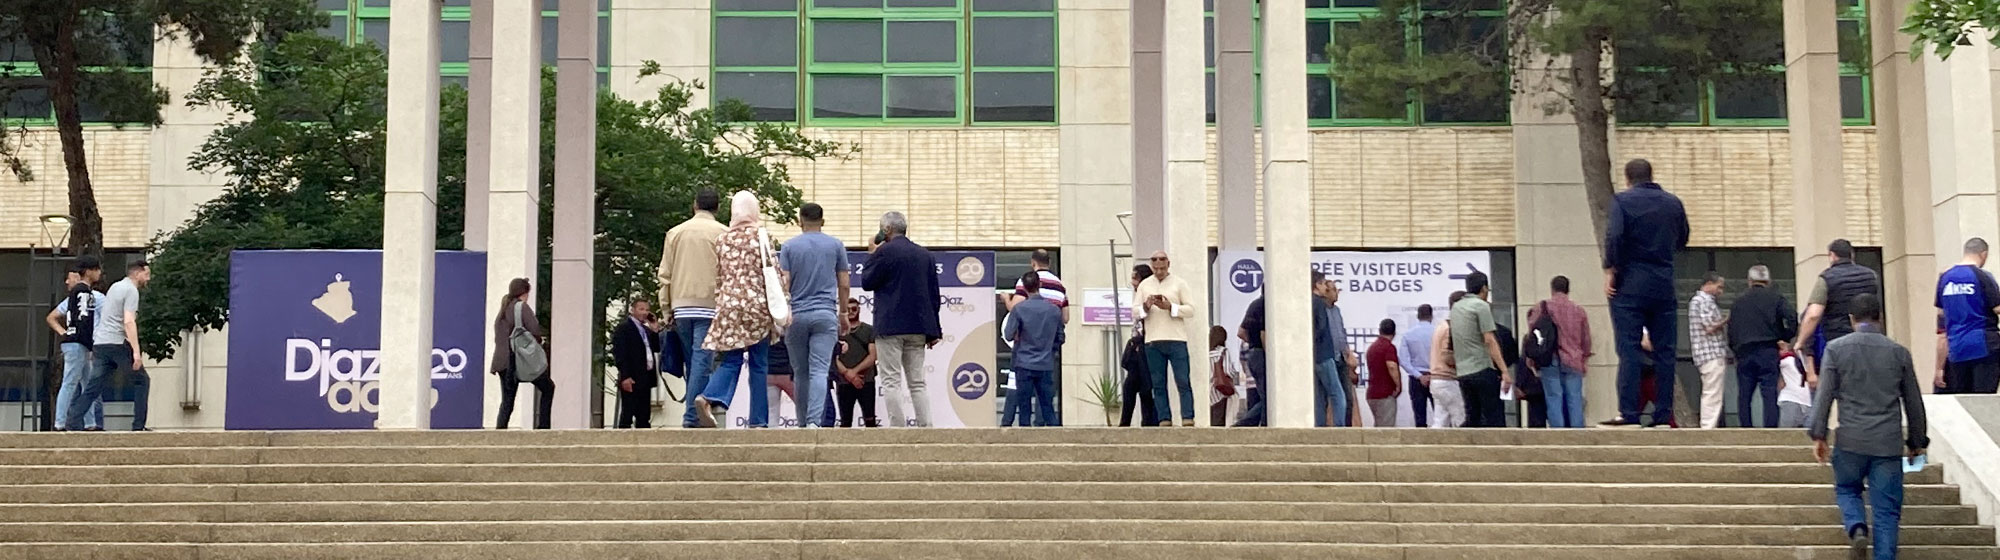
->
<box><xmin>1203</xmin><ymin>2</ymin><xmax>1509</xmax><ymax>127</ymax></box>
<box><xmin>0</xmin><ymin>14</ymin><xmax>154</xmax><ymax>124</ymax></box>
<box><xmin>713</xmin><ymin>0</ymin><xmax>1058</xmax><ymax>125</ymax></box>
<box><xmin>1617</xmin><ymin>0</ymin><xmax>1872</xmax><ymax>126</ymax></box>
<box><xmin>326</xmin><ymin>0</ymin><xmax>612</xmax><ymax>87</ymax></box>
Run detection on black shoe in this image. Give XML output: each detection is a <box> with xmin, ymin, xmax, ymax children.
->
<box><xmin>1598</xmin><ymin>417</ymin><xmax>1642</xmax><ymax>428</ymax></box>
<box><xmin>83</xmin><ymin>427</ymin><xmax>104</xmax><ymax>432</ymax></box>
<box><xmin>1848</xmin><ymin>525</ymin><xmax>1869</xmax><ymax>560</ymax></box>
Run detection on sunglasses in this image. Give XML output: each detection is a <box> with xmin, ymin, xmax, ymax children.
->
<box><xmin>1149</xmin><ymin>257</ymin><xmax>1169</xmax><ymax>262</ymax></box>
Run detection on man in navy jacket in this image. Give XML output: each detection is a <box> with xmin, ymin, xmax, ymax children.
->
<box><xmin>862</xmin><ymin>211</ymin><xmax>942</xmax><ymax>427</ymax></box>
<box><xmin>1600</xmin><ymin>159</ymin><xmax>1691</xmax><ymax>428</ymax></box>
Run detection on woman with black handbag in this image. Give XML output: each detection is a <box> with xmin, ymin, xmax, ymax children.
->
<box><xmin>491</xmin><ymin>277</ymin><xmax>553</xmax><ymax>429</ymax></box>
<box><xmin>1119</xmin><ymin>264</ymin><xmax>1159</xmax><ymax>427</ymax></box>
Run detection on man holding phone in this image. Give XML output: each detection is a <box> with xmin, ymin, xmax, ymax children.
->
<box><xmin>1807</xmin><ymin>293</ymin><xmax>1927</xmax><ymax>560</ymax></box>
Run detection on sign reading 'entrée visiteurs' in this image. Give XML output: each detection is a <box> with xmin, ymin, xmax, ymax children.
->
<box><xmin>225</xmin><ymin>250</ymin><xmax>487</xmax><ymax>430</ymax></box>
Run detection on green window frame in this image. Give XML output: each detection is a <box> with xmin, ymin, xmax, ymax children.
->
<box><xmin>326</xmin><ymin>0</ymin><xmax>611</xmax><ymax>88</ymax></box>
<box><xmin>1619</xmin><ymin>0</ymin><xmax>1872</xmax><ymax>127</ymax></box>
<box><xmin>0</xmin><ymin>14</ymin><xmax>155</xmax><ymax>125</ymax></box>
<box><xmin>1204</xmin><ymin>0</ymin><xmax>1511</xmax><ymax>128</ymax></box>
<box><xmin>712</xmin><ymin>0</ymin><xmax>1059</xmax><ymax>127</ymax></box>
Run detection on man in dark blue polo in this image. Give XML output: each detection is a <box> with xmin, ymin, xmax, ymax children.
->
<box><xmin>1599</xmin><ymin>159</ymin><xmax>1690</xmax><ymax>428</ymax></box>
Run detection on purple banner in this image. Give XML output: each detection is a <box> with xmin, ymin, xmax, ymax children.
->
<box><xmin>226</xmin><ymin>250</ymin><xmax>486</xmax><ymax>430</ymax></box>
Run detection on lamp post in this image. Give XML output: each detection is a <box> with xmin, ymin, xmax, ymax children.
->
<box><xmin>32</xmin><ymin>215</ymin><xmax>75</xmax><ymax>431</ymax></box>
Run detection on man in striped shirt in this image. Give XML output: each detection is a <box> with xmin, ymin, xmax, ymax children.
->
<box><xmin>1010</xmin><ymin>249</ymin><xmax>1068</xmax><ymax>322</ymax></box>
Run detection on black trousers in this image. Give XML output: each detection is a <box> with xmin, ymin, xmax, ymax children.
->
<box><xmin>838</xmin><ymin>377</ymin><xmax>878</xmax><ymax>427</ymax></box>
<box><xmin>1459</xmin><ymin>369</ymin><xmax>1505</xmax><ymax>428</ymax></box>
<box><xmin>496</xmin><ymin>363</ymin><xmax>555</xmax><ymax>430</ymax></box>
<box><xmin>1120</xmin><ymin>367</ymin><xmax>1158</xmax><ymax>427</ymax></box>
<box><xmin>616</xmin><ymin>385</ymin><xmax>653</xmax><ymax>428</ymax></box>
<box><xmin>1944</xmin><ymin>357</ymin><xmax>2000</xmax><ymax>394</ymax></box>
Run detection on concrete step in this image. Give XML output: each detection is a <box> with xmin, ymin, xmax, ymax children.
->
<box><xmin>0</xmin><ymin>500</ymin><xmax>1976</xmax><ymax>526</ymax></box>
<box><xmin>3</xmin><ymin>541</ymin><xmax>1996</xmax><ymax>560</ymax></box>
<box><xmin>0</xmin><ymin>520</ymin><xmax>1988</xmax><ymax>546</ymax></box>
<box><xmin>0</xmin><ymin>428</ymin><xmax>1813</xmax><ymax>448</ymax></box>
<box><xmin>0</xmin><ymin>481</ymin><xmax>1969</xmax><ymax>506</ymax></box>
<box><xmin>0</xmin><ymin>444</ymin><xmax>1834</xmax><ymax>465</ymax></box>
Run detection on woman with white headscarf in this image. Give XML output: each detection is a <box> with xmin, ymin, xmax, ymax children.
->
<box><xmin>690</xmin><ymin>191</ymin><xmax>787</xmax><ymax>428</ymax></box>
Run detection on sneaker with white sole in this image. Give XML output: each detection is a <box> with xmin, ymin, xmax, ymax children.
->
<box><xmin>692</xmin><ymin>396</ymin><xmax>718</xmax><ymax>428</ymax></box>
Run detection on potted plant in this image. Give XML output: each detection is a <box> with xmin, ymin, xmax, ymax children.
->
<box><xmin>1082</xmin><ymin>372</ymin><xmax>1123</xmax><ymax>426</ymax></box>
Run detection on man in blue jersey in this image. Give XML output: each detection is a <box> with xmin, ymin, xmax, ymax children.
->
<box><xmin>1936</xmin><ymin>237</ymin><xmax>2000</xmax><ymax>394</ymax></box>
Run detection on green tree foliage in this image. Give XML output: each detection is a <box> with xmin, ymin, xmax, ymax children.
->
<box><xmin>1330</xmin><ymin>0</ymin><xmax>1860</xmax><ymax>240</ymax></box>
<box><xmin>1904</xmin><ymin>0</ymin><xmax>1997</xmax><ymax>58</ymax></box>
<box><xmin>0</xmin><ymin>0</ymin><xmax>321</xmax><ymax>256</ymax></box>
<box><xmin>139</xmin><ymin>34</ymin><xmax>852</xmax><ymax>359</ymax></box>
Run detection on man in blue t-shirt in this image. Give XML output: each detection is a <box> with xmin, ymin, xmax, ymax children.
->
<box><xmin>778</xmin><ymin>202</ymin><xmax>851</xmax><ymax>427</ymax></box>
<box><xmin>1936</xmin><ymin>237</ymin><xmax>2000</xmax><ymax>394</ymax></box>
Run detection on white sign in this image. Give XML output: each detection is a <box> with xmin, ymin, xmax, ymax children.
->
<box><xmin>1078</xmin><ymin>288</ymin><xmax>1136</xmax><ymax>326</ymax></box>
<box><xmin>1214</xmin><ymin>250</ymin><xmax>1491</xmax><ymax>427</ymax></box>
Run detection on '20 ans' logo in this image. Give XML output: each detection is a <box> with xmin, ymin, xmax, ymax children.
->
<box><xmin>1229</xmin><ymin>259</ymin><xmax>1265</xmax><ymax>294</ymax></box>
<box><xmin>953</xmin><ymin>363</ymin><xmax>991</xmax><ymax>400</ymax></box>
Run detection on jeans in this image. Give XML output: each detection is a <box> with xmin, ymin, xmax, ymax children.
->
<box><xmin>876</xmin><ymin>334</ymin><xmax>931</xmax><ymax>427</ymax></box>
<box><xmin>1002</xmin><ymin>371</ymin><xmax>1031</xmax><ymax>427</ymax></box>
<box><xmin>1407</xmin><ymin>374</ymin><xmax>1432</xmax><ymax>428</ymax></box>
<box><xmin>75</xmin><ymin>344</ymin><xmax>144</xmax><ymax>431</ymax></box>
<box><xmin>701</xmin><ymin>339</ymin><xmax>770</xmax><ymax>428</ymax></box>
<box><xmin>837</xmin><ymin>376</ymin><xmax>877</xmax><ymax>427</ymax></box>
<box><xmin>1832</xmin><ymin>449</ymin><xmax>1904</xmax><ymax>560</ymax></box>
<box><xmin>1459</xmin><ymin>368</ymin><xmax>1505</xmax><ymax>428</ymax></box>
<box><xmin>56</xmin><ymin>343</ymin><xmax>102</xmax><ymax>430</ymax></box>
<box><xmin>1232</xmin><ymin>349</ymin><xmax>1267</xmax><ymax>427</ymax></box>
<box><xmin>1736</xmin><ymin>345</ymin><xmax>1780</xmax><ymax>428</ymax></box>
<box><xmin>786</xmin><ymin>310</ymin><xmax>839</xmax><ymax>428</ymax></box>
<box><xmin>1612</xmin><ymin>296</ymin><xmax>1680</xmax><ymax>425</ymax></box>
<box><xmin>675</xmin><ymin>317</ymin><xmax>715</xmax><ymax>428</ymax></box>
<box><xmin>1539</xmin><ymin>365</ymin><xmax>1586</xmax><ymax>428</ymax></box>
<box><xmin>1312</xmin><ymin>358</ymin><xmax>1348</xmax><ymax>428</ymax></box>
<box><xmin>1145</xmin><ymin>341</ymin><xmax>1194</xmax><ymax>422</ymax></box>
<box><xmin>1011</xmin><ymin>368</ymin><xmax>1057</xmax><ymax>426</ymax></box>
<box><xmin>496</xmin><ymin>359</ymin><xmax>555</xmax><ymax>430</ymax></box>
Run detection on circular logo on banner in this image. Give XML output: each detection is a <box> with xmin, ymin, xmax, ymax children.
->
<box><xmin>1229</xmin><ymin>259</ymin><xmax>1265</xmax><ymax>293</ymax></box>
<box><xmin>952</xmin><ymin>363</ymin><xmax>991</xmax><ymax>400</ymax></box>
<box><xmin>955</xmin><ymin>257</ymin><xmax>985</xmax><ymax>285</ymax></box>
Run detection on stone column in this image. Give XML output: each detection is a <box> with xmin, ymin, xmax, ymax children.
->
<box><xmin>1871</xmin><ymin>0</ymin><xmax>1937</xmax><ymax>373</ymax></box>
<box><xmin>484</xmin><ymin>0</ymin><xmax>543</xmax><ymax>429</ymax></box>
<box><xmin>378</xmin><ymin>0</ymin><xmax>443</xmax><ymax>430</ymax></box>
<box><xmin>1925</xmin><ymin>40</ymin><xmax>1999</xmax><ymax>275</ymax></box>
<box><xmin>549</xmin><ymin>0</ymin><xmax>599</xmax><ymax>429</ymax></box>
<box><xmin>1259</xmin><ymin>0</ymin><xmax>1313</xmax><ymax>428</ymax></box>
<box><xmin>1214</xmin><ymin>0</ymin><xmax>1256</xmax><ymax>252</ymax></box>
<box><xmin>1783</xmin><ymin>0</ymin><xmax>1847</xmax><ymax>297</ymax></box>
<box><xmin>1056</xmin><ymin>0</ymin><xmax>1133</xmax><ymax>425</ymax></box>
<box><xmin>1510</xmin><ymin>10</ymin><xmax>1618</xmax><ymax>422</ymax></box>
<box><xmin>1130</xmin><ymin>0</ymin><xmax>1166</xmax><ymax>255</ymax></box>
<box><xmin>465</xmin><ymin>0</ymin><xmax>492</xmax><ymax>251</ymax></box>
<box><xmin>1161</xmin><ymin>0</ymin><xmax>1211</xmax><ymax>418</ymax></box>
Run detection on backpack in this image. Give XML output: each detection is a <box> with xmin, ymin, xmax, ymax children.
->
<box><xmin>510</xmin><ymin>301</ymin><xmax>548</xmax><ymax>381</ymax></box>
<box><xmin>1523</xmin><ymin>301</ymin><xmax>1560</xmax><ymax>367</ymax></box>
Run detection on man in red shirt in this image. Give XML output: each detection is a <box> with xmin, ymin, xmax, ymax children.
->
<box><xmin>1365</xmin><ymin>319</ymin><xmax>1402</xmax><ymax>426</ymax></box>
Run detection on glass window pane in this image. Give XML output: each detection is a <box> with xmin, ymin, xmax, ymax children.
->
<box><xmin>973</xmin><ymin>71</ymin><xmax>1053</xmax><ymax>122</ymax></box>
<box><xmin>542</xmin><ymin>16</ymin><xmax>558</xmax><ymax>64</ymax></box>
<box><xmin>887</xmin><ymin>75</ymin><xmax>955</xmax><ymax>118</ymax></box>
<box><xmin>1714</xmin><ymin>72</ymin><xmax>1787</xmax><ymax>120</ymax></box>
<box><xmin>1615</xmin><ymin>70</ymin><xmax>1701</xmax><ymax>124</ymax></box>
<box><xmin>0</xmin><ymin>37</ymin><xmax>33</xmax><ymax>62</ymax></box>
<box><xmin>1336</xmin><ymin>79</ymin><xmax>1403</xmax><ymax>120</ymax></box>
<box><xmin>318</xmin><ymin>0</ymin><xmax>349</xmax><ymax>9</ymax></box>
<box><xmin>1334</xmin><ymin>0</ymin><xmax>1378</xmax><ymax>7</ymax></box>
<box><xmin>973</xmin><ymin>16</ymin><xmax>1054</xmax><ymax>67</ymax></box>
<box><xmin>888</xmin><ymin>0</ymin><xmax>956</xmax><ymax>7</ymax></box>
<box><xmin>816</xmin><ymin>0</ymin><xmax>879</xmax><ymax>7</ymax></box>
<box><xmin>1204</xmin><ymin>16</ymin><xmax>1215</xmax><ymax>69</ymax></box>
<box><xmin>1308</xmin><ymin>0</ymin><xmax>1331</xmax><ymax>7</ymax></box>
<box><xmin>441</xmin><ymin>19</ymin><xmax>471</xmax><ymax>63</ymax></box>
<box><xmin>815</xmin><ymin>19</ymin><xmax>884</xmax><ymax>64</ymax></box>
<box><xmin>719</xmin><ymin>0</ymin><xmax>802</xmax><ymax>10</ymax></box>
<box><xmin>974</xmin><ymin>0</ymin><xmax>1053</xmax><ymax>11</ymax></box>
<box><xmin>717</xmin><ymin>71</ymin><xmax>800</xmax><ymax>121</ymax></box>
<box><xmin>442</xmin><ymin>75</ymin><xmax>469</xmax><ymax>90</ymax></box>
<box><xmin>888</xmin><ymin>20</ymin><xmax>956</xmax><ymax>63</ymax></box>
<box><xmin>1838</xmin><ymin>20</ymin><xmax>1863</xmax><ymax>66</ymax></box>
<box><xmin>716</xmin><ymin>17</ymin><xmax>799</xmax><ymax>67</ymax></box>
<box><xmin>1423</xmin><ymin>80</ymin><xmax>1506</xmax><ymax>123</ymax></box>
<box><xmin>364</xmin><ymin>0</ymin><xmax>390</xmax><ymax>6</ymax></box>
<box><xmin>1307</xmin><ymin>20</ymin><xmax>1331</xmax><ymax>65</ymax></box>
<box><xmin>2</xmin><ymin>79</ymin><xmax>49</xmax><ymax>119</ymax></box>
<box><xmin>814</xmin><ymin>74</ymin><xmax>883</xmax><ymax>118</ymax></box>
<box><xmin>1205</xmin><ymin>72</ymin><xmax>1216</xmax><ymax>124</ymax></box>
<box><xmin>599</xmin><ymin>16</ymin><xmax>610</xmax><ymax>64</ymax></box>
<box><xmin>1841</xmin><ymin>75</ymin><xmax>1867</xmax><ymax>121</ymax></box>
<box><xmin>317</xmin><ymin>16</ymin><xmax>348</xmax><ymax>42</ymax></box>
<box><xmin>362</xmin><ymin>19</ymin><xmax>390</xmax><ymax>54</ymax></box>
<box><xmin>1308</xmin><ymin>75</ymin><xmax>1333</xmax><ymax>120</ymax></box>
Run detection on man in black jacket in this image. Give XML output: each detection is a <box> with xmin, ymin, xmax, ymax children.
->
<box><xmin>1728</xmin><ymin>265</ymin><xmax>1797</xmax><ymax>428</ymax></box>
<box><xmin>613</xmin><ymin>299</ymin><xmax>662</xmax><ymax>428</ymax></box>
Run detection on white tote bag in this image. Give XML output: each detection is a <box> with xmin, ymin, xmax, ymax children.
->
<box><xmin>757</xmin><ymin>227</ymin><xmax>792</xmax><ymax>326</ymax></box>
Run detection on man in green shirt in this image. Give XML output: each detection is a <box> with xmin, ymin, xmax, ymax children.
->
<box><xmin>1450</xmin><ymin>271</ymin><xmax>1513</xmax><ymax>427</ymax></box>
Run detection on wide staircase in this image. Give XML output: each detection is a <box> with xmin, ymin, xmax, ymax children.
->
<box><xmin>0</xmin><ymin>428</ymin><xmax>1992</xmax><ymax>559</ymax></box>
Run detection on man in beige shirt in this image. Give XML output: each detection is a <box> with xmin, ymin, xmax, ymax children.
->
<box><xmin>1426</xmin><ymin>291</ymin><xmax>1468</xmax><ymax>428</ymax></box>
<box><xmin>1135</xmin><ymin>250</ymin><xmax>1197</xmax><ymax>426</ymax></box>
<box><xmin>658</xmin><ymin>189</ymin><xmax>728</xmax><ymax>428</ymax></box>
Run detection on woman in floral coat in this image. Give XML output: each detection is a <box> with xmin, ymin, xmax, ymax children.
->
<box><xmin>691</xmin><ymin>191</ymin><xmax>786</xmax><ymax>428</ymax></box>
